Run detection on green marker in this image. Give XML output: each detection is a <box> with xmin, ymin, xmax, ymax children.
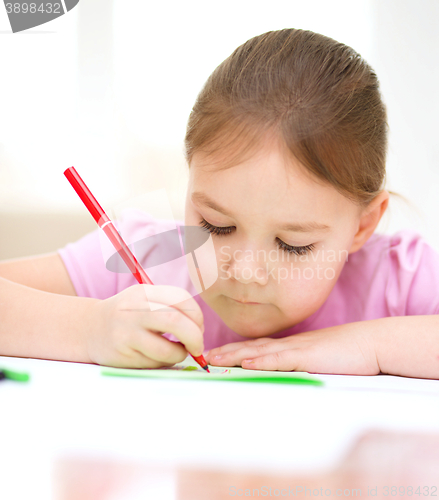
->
<box><xmin>0</xmin><ymin>368</ymin><xmax>30</xmax><ymax>382</ymax></box>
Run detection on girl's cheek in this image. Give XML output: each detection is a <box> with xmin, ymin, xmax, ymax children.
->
<box><xmin>275</xmin><ymin>260</ymin><xmax>334</xmax><ymax>297</ymax></box>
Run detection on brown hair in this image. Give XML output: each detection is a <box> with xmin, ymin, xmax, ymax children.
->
<box><xmin>184</xmin><ymin>28</ymin><xmax>404</xmax><ymax>208</ymax></box>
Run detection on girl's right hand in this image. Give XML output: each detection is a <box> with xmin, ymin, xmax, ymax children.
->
<box><xmin>85</xmin><ymin>284</ymin><xmax>205</xmax><ymax>369</ymax></box>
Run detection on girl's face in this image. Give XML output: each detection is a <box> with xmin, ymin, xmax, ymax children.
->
<box><xmin>184</xmin><ymin>136</ymin><xmax>363</xmax><ymax>338</ymax></box>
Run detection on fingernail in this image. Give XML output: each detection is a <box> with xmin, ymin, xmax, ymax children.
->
<box><xmin>213</xmin><ymin>355</ymin><xmax>222</xmax><ymax>361</ymax></box>
<box><xmin>243</xmin><ymin>359</ymin><xmax>254</xmax><ymax>364</ymax></box>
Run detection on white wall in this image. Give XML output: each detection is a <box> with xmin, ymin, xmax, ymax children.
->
<box><xmin>1</xmin><ymin>0</ymin><xmax>438</xmax><ymax>256</ymax></box>
<box><xmin>370</xmin><ymin>0</ymin><xmax>439</xmax><ymax>250</ymax></box>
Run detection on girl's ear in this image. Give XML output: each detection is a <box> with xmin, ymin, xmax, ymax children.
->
<box><xmin>349</xmin><ymin>191</ymin><xmax>390</xmax><ymax>254</ymax></box>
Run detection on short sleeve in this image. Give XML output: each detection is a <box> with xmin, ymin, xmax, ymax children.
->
<box><xmin>385</xmin><ymin>230</ymin><xmax>439</xmax><ymax>316</ymax></box>
<box><xmin>58</xmin><ymin>210</ymin><xmax>184</xmax><ymax>300</ymax></box>
<box><xmin>58</xmin><ymin>228</ymin><xmax>118</xmax><ymax>299</ymax></box>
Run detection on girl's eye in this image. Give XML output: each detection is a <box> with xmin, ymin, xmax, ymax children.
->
<box><xmin>199</xmin><ymin>218</ymin><xmax>234</xmax><ymax>236</ymax></box>
<box><xmin>199</xmin><ymin>218</ymin><xmax>315</xmax><ymax>256</ymax></box>
<box><xmin>275</xmin><ymin>238</ymin><xmax>315</xmax><ymax>256</ymax></box>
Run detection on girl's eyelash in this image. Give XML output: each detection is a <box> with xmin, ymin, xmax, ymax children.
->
<box><xmin>199</xmin><ymin>218</ymin><xmax>234</xmax><ymax>236</ymax></box>
<box><xmin>198</xmin><ymin>218</ymin><xmax>315</xmax><ymax>256</ymax></box>
<box><xmin>276</xmin><ymin>238</ymin><xmax>315</xmax><ymax>256</ymax></box>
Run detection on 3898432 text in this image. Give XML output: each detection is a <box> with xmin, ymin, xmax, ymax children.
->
<box><xmin>5</xmin><ymin>3</ymin><xmax>62</xmax><ymax>14</ymax></box>
<box><xmin>228</xmin><ymin>485</ymin><xmax>438</xmax><ymax>497</ymax></box>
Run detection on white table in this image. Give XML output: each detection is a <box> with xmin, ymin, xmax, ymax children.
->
<box><xmin>1</xmin><ymin>355</ymin><xmax>439</xmax><ymax>500</ymax></box>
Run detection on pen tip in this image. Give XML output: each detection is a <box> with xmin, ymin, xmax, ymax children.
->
<box><xmin>202</xmin><ymin>365</ymin><xmax>210</xmax><ymax>373</ymax></box>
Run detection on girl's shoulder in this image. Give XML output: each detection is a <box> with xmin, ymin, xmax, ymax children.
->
<box><xmin>360</xmin><ymin>228</ymin><xmax>437</xmax><ymax>269</ymax></box>
<box><xmin>58</xmin><ymin>211</ymin><xmax>187</xmax><ymax>300</ymax></box>
<box><xmin>356</xmin><ymin>229</ymin><xmax>439</xmax><ymax>316</ymax></box>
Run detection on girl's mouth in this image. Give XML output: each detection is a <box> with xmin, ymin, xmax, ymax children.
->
<box><xmin>231</xmin><ymin>297</ymin><xmax>261</xmax><ymax>305</ymax></box>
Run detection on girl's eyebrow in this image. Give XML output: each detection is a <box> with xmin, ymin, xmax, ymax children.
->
<box><xmin>191</xmin><ymin>192</ymin><xmax>331</xmax><ymax>233</ymax></box>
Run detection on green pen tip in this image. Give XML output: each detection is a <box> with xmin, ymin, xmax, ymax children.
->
<box><xmin>0</xmin><ymin>368</ymin><xmax>30</xmax><ymax>382</ymax></box>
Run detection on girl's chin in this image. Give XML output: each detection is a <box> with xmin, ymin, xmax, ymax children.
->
<box><xmin>235</xmin><ymin>330</ymin><xmax>272</xmax><ymax>339</ymax></box>
<box><xmin>222</xmin><ymin>318</ymin><xmax>274</xmax><ymax>338</ymax></box>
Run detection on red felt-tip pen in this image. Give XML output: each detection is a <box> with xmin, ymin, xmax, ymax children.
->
<box><xmin>64</xmin><ymin>166</ymin><xmax>209</xmax><ymax>373</ymax></box>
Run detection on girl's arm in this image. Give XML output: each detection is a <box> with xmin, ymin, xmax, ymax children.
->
<box><xmin>372</xmin><ymin>315</ymin><xmax>439</xmax><ymax>379</ymax></box>
<box><xmin>205</xmin><ymin>316</ymin><xmax>439</xmax><ymax>379</ymax></box>
<box><xmin>0</xmin><ymin>254</ymin><xmax>205</xmax><ymax>367</ymax></box>
<box><xmin>0</xmin><ymin>252</ymin><xmax>77</xmax><ymax>295</ymax></box>
<box><xmin>0</xmin><ymin>275</ymin><xmax>96</xmax><ymax>362</ymax></box>
<box><xmin>0</xmin><ymin>252</ymin><xmax>93</xmax><ymax>361</ymax></box>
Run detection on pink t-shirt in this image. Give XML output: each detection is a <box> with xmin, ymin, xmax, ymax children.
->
<box><xmin>58</xmin><ymin>211</ymin><xmax>439</xmax><ymax>350</ymax></box>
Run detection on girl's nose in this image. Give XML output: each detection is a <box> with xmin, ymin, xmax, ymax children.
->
<box><xmin>226</xmin><ymin>250</ymin><xmax>268</xmax><ymax>285</ymax></box>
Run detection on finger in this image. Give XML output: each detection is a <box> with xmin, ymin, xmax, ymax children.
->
<box><xmin>205</xmin><ymin>342</ymin><xmax>249</xmax><ymax>361</ymax></box>
<box><xmin>104</xmin><ymin>350</ymin><xmax>173</xmax><ymax>369</ymax></box>
<box><xmin>242</xmin><ymin>350</ymin><xmax>303</xmax><ymax>372</ymax></box>
<box><xmin>139</xmin><ymin>301</ymin><xmax>204</xmax><ymax>356</ymax></box>
<box><xmin>131</xmin><ymin>330</ymin><xmax>188</xmax><ymax>365</ymax></box>
<box><xmin>205</xmin><ymin>338</ymin><xmax>275</xmax><ymax>361</ymax></box>
<box><xmin>141</xmin><ymin>285</ymin><xmax>204</xmax><ymax>331</ymax></box>
<box><xmin>208</xmin><ymin>341</ymin><xmax>289</xmax><ymax>366</ymax></box>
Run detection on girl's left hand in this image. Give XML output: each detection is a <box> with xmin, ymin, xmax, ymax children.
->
<box><xmin>205</xmin><ymin>323</ymin><xmax>380</xmax><ymax>375</ymax></box>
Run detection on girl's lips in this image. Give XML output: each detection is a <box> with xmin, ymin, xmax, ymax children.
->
<box><xmin>230</xmin><ymin>297</ymin><xmax>261</xmax><ymax>305</ymax></box>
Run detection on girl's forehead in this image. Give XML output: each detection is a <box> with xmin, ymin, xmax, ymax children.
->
<box><xmin>188</xmin><ymin>140</ymin><xmax>365</xmax><ymax>227</ymax></box>
<box><xmin>189</xmin><ymin>140</ymin><xmax>326</xmax><ymax>193</ymax></box>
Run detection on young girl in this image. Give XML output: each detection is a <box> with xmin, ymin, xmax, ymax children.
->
<box><xmin>1</xmin><ymin>29</ymin><xmax>439</xmax><ymax>379</ymax></box>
